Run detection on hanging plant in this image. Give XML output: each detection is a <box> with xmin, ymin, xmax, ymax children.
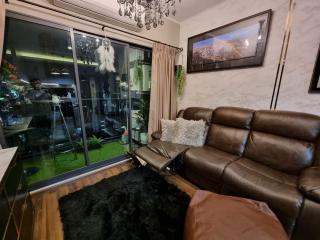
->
<box><xmin>133</xmin><ymin>61</ymin><xmax>143</xmax><ymax>85</ymax></box>
<box><xmin>176</xmin><ymin>65</ymin><xmax>186</xmax><ymax>96</ymax></box>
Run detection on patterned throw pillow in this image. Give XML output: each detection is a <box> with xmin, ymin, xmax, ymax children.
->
<box><xmin>173</xmin><ymin>118</ymin><xmax>208</xmax><ymax>147</ymax></box>
<box><xmin>160</xmin><ymin>119</ymin><xmax>177</xmax><ymax>142</ymax></box>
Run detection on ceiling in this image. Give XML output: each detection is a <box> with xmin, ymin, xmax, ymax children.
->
<box><xmin>173</xmin><ymin>0</ymin><xmax>224</xmax><ymax>22</ymax></box>
<box><xmin>88</xmin><ymin>0</ymin><xmax>224</xmax><ymax>22</ymax></box>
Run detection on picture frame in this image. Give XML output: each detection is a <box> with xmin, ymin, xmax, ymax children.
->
<box><xmin>308</xmin><ymin>44</ymin><xmax>320</xmax><ymax>93</ymax></box>
<box><xmin>187</xmin><ymin>9</ymin><xmax>272</xmax><ymax>73</ymax></box>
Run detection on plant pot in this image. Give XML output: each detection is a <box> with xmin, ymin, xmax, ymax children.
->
<box><xmin>140</xmin><ymin>132</ymin><xmax>148</xmax><ymax>144</ymax></box>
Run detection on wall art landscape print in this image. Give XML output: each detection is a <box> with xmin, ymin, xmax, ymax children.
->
<box><xmin>309</xmin><ymin>44</ymin><xmax>320</xmax><ymax>93</ymax></box>
<box><xmin>187</xmin><ymin>10</ymin><xmax>272</xmax><ymax>73</ymax></box>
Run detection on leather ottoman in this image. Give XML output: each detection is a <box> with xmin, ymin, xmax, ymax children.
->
<box><xmin>184</xmin><ymin>191</ymin><xmax>288</xmax><ymax>240</ymax></box>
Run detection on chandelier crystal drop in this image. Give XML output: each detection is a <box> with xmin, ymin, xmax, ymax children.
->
<box><xmin>117</xmin><ymin>0</ymin><xmax>182</xmax><ymax>30</ymax></box>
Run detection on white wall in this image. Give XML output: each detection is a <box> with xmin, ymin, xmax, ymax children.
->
<box><xmin>5</xmin><ymin>0</ymin><xmax>180</xmax><ymax>48</ymax></box>
<box><xmin>178</xmin><ymin>0</ymin><xmax>320</xmax><ymax>115</ymax></box>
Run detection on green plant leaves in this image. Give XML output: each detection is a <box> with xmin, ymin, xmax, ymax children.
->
<box><xmin>176</xmin><ymin>65</ymin><xmax>186</xmax><ymax>96</ymax></box>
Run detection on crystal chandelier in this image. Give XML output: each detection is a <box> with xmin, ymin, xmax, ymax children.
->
<box><xmin>117</xmin><ymin>0</ymin><xmax>182</xmax><ymax>30</ymax></box>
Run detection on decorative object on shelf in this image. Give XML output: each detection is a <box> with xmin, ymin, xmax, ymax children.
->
<box><xmin>187</xmin><ymin>10</ymin><xmax>272</xmax><ymax>73</ymax></box>
<box><xmin>95</xmin><ymin>37</ymin><xmax>116</xmax><ymax>74</ymax></box>
<box><xmin>175</xmin><ymin>65</ymin><xmax>186</xmax><ymax>96</ymax></box>
<box><xmin>117</xmin><ymin>0</ymin><xmax>182</xmax><ymax>30</ymax></box>
<box><xmin>309</xmin><ymin>44</ymin><xmax>320</xmax><ymax>93</ymax></box>
<box><xmin>0</xmin><ymin>59</ymin><xmax>24</xmax><ymax>105</ymax></box>
<box><xmin>121</xmin><ymin>126</ymin><xmax>129</xmax><ymax>144</ymax></box>
<box><xmin>0</xmin><ymin>59</ymin><xmax>18</xmax><ymax>82</ymax></box>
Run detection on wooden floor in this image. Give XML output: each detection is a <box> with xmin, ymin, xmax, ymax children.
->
<box><xmin>31</xmin><ymin>161</ymin><xmax>198</xmax><ymax>240</ymax></box>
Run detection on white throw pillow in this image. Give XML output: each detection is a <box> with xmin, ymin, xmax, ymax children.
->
<box><xmin>173</xmin><ymin>118</ymin><xmax>208</xmax><ymax>147</ymax></box>
<box><xmin>160</xmin><ymin>119</ymin><xmax>177</xmax><ymax>142</ymax></box>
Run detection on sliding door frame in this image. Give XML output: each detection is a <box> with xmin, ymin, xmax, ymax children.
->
<box><xmin>3</xmin><ymin>12</ymin><xmax>145</xmax><ymax>190</ymax></box>
<box><xmin>70</xmin><ymin>28</ymin><xmax>90</xmax><ymax>165</ymax></box>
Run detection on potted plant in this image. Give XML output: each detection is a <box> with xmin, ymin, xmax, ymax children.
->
<box><xmin>133</xmin><ymin>60</ymin><xmax>143</xmax><ymax>90</ymax></box>
<box><xmin>76</xmin><ymin>135</ymin><xmax>103</xmax><ymax>151</ymax></box>
<box><xmin>135</xmin><ymin>96</ymin><xmax>150</xmax><ymax>144</ymax></box>
<box><xmin>175</xmin><ymin>65</ymin><xmax>186</xmax><ymax>96</ymax></box>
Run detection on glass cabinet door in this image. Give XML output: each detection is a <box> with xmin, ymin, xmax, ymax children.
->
<box><xmin>1</xmin><ymin>17</ymin><xmax>86</xmax><ymax>184</ymax></box>
<box><xmin>74</xmin><ymin>32</ymin><xmax>129</xmax><ymax>164</ymax></box>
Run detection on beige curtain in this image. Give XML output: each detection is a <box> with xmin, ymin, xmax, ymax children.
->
<box><xmin>0</xmin><ymin>0</ymin><xmax>5</xmax><ymax>59</ymax></box>
<box><xmin>0</xmin><ymin>0</ymin><xmax>5</xmax><ymax>148</ymax></box>
<box><xmin>148</xmin><ymin>43</ymin><xmax>178</xmax><ymax>138</ymax></box>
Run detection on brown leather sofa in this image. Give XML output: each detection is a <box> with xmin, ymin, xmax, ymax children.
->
<box><xmin>152</xmin><ymin>107</ymin><xmax>320</xmax><ymax>240</ymax></box>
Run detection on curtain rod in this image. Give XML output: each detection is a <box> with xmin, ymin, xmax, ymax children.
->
<box><xmin>6</xmin><ymin>0</ymin><xmax>183</xmax><ymax>52</ymax></box>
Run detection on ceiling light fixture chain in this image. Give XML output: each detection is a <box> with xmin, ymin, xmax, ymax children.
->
<box><xmin>117</xmin><ymin>0</ymin><xmax>182</xmax><ymax>30</ymax></box>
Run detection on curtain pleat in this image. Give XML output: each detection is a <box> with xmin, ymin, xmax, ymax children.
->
<box><xmin>148</xmin><ymin>43</ymin><xmax>178</xmax><ymax>139</ymax></box>
<box><xmin>0</xmin><ymin>0</ymin><xmax>5</xmax><ymax>60</ymax></box>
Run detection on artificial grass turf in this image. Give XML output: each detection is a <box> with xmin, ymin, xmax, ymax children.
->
<box><xmin>24</xmin><ymin>141</ymin><xmax>128</xmax><ymax>184</ymax></box>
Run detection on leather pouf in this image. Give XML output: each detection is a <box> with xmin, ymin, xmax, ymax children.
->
<box><xmin>184</xmin><ymin>190</ymin><xmax>288</xmax><ymax>240</ymax></box>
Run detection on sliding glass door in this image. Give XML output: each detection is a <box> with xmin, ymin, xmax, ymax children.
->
<box><xmin>129</xmin><ymin>46</ymin><xmax>152</xmax><ymax>149</ymax></box>
<box><xmin>0</xmin><ymin>14</ymin><xmax>152</xmax><ymax>186</ymax></box>
<box><xmin>1</xmin><ymin>17</ymin><xmax>86</xmax><ymax>184</ymax></box>
<box><xmin>74</xmin><ymin>32</ymin><xmax>129</xmax><ymax>164</ymax></box>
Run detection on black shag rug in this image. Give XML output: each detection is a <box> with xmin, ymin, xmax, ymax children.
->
<box><xmin>59</xmin><ymin>167</ymin><xmax>190</xmax><ymax>240</ymax></box>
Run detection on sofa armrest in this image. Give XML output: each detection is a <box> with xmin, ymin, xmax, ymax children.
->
<box><xmin>151</xmin><ymin>131</ymin><xmax>162</xmax><ymax>140</ymax></box>
<box><xmin>298</xmin><ymin>166</ymin><xmax>320</xmax><ymax>202</ymax></box>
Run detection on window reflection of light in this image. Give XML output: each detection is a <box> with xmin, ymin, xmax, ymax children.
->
<box><xmin>245</xmin><ymin>40</ymin><xmax>250</xmax><ymax>47</ymax></box>
<box><xmin>41</xmin><ymin>83</ymin><xmax>59</xmax><ymax>86</ymax></box>
<box><xmin>258</xmin><ymin>35</ymin><xmax>262</xmax><ymax>40</ymax></box>
<box><xmin>20</xmin><ymin>79</ymin><xmax>30</xmax><ymax>84</ymax></box>
<box><xmin>67</xmin><ymin>46</ymin><xmax>72</xmax><ymax>50</ymax></box>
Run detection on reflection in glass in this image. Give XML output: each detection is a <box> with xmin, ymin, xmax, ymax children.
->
<box><xmin>1</xmin><ymin>18</ymin><xmax>85</xmax><ymax>184</ymax></box>
<box><xmin>74</xmin><ymin>33</ymin><xmax>129</xmax><ymax>164</ymax></box>
<box><xmin>0</xmin><ymin>16</ymin><xmax>153</xmax><ymax>186</ymax></box>
<box><xmin>129</xmin><ymin>47</ymin><xmax>152</xmax><ymax>149</ymax></box>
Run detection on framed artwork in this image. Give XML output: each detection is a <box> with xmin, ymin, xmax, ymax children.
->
<box><xmin>309</xmin><ymin>44</ymin><xmax>320</xmax><ymax>93</ymax></box>
<box><xmin>187</xmin><ymin>9</ymin><xmax>272</xmax><ymax>73</ymax></box>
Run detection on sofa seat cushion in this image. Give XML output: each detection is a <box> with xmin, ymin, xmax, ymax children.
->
<box><xmin>184</xmin><ymin>190</ymin><xmax>288</xmax><ymax>240</ymax></box>
<box><xmin>135</xmin><ymin>140</ymin><xmax>189</xmax><ymax>170</ymax></box>
<box><xmin>222</xmin><ymin>158</ymin><xmax>303</xmax><ymax>236</ymax></box>
<box><xmin>184</xmin><ymin>146</ymin><xmax>239</xmax><ymax>187</ymax></box>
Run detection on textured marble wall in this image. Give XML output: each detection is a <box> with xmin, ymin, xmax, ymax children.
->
<box><xmin>276</xmin><ymin>0</ymin><xmax>320</xmax><ymax>115</ymax></box>
<box><xmin>178</xmin><ymin>0</ymin><xmax>320</xmax><ymax>115</ymax></box>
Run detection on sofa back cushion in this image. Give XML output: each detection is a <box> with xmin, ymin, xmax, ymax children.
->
<box><xmin>245</xmin><ymin>110</ymin><xmax>320</xmax><ymax>175</ymax></box>
<box><xmin>182</xmin><ymin>107</ymin><xmax>213</xmax><ymax>124</ymax></box>
<box><xmin>206</xmin><ymin>107</ymin><xmax>254</xmax><ymax>156</ymax></box>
